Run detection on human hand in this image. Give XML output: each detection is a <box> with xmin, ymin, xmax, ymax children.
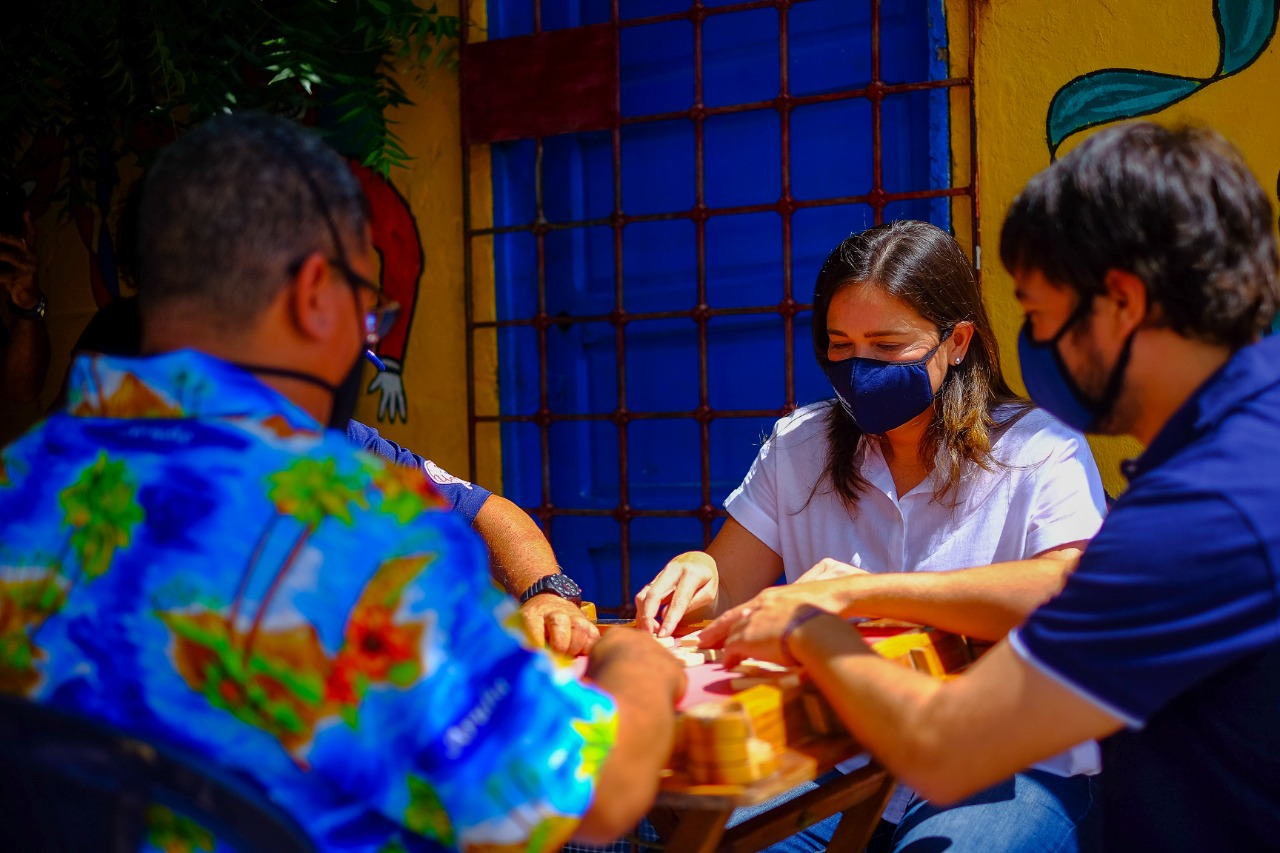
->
<box><xmin>521</xmin><ymin>593</ymin><xmax>600</xmax><ymax>657</ymax></box>
<box><xmin>586</xmin><ymin>626</ymin><xmax>686</xmax><ymax>705</ymax></box>
<box><xmin>634</xmin><ymin>550</ymin><xmax>719</xmax><ymax>638</ymax></box>
<box><xmin>0</xmin><ymin>213</ymin><xmax>40</xmax><ymax>311</ymax></box>
<box><xmin>367</xmin><ymin>357</ymin><xmax>407</xmax><ymax>423</ymax></box>
<box><xmin>794</xmin><ymin>557</ymin><xmax>868</xmax><ymax>584</ymax></box>
<box><xmin>698</xmin><ymin>581</ymin><xmax>849</xmax><ymax>657</ymax></box>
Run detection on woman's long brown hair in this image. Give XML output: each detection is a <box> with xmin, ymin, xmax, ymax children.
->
<box><xmin>810</xmin><ymin>220</ymin><xmax>1028</xmax><ymax>512</ymax></box>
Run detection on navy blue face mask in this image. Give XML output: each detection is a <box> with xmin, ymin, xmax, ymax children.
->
<box><xmin>1017</xmin><ymin>295</ymin><xmax>1134</xmax><ymax>433</ymax></box>
<box><xmin>823</xmin><ymin>328</ymin><xmax>952</xmax><ymax>434</ymax></box>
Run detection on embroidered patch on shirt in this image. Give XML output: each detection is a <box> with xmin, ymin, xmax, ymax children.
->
<box><xmin>424</xmin><ymin>459</ymin><xmax>474</xmax><ymax>489</ymax></box>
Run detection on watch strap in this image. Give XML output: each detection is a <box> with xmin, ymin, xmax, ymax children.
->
<box><xmin>518</xmin><ymin>572</ymin><xmax>582</xmax><ymax>605</ymax></box>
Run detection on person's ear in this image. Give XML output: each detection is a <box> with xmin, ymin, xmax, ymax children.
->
<box><xmin>286</xmin><ymin>253</ymin><xmax>341</xmax><ymax>342</ymax></box>
<box><xmin>1101</xmin><ymin>269</ymin><xmax>1149</xmax><ymax>336</ymax></box>
<box><xmin>947</xmin><ymin>320</ymin><xmax>975</xmax><ymax>365</ymax></box>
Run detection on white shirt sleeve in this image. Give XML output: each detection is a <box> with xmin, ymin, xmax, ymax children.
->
<box><xmin>724</xmin><ymin>421</ymin><xmax>786</xmax><ymax>555</ymax></box>
<box><xmin>1021</xmin><ymin>415</ymin><xmax>1108</xmax><ymax>556</ymax></box>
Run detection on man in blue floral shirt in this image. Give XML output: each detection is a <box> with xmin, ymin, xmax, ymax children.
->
<box><xmin>0</xmin><ymin>113</ymin><xmax>683</xmax><ymax>852</ymax></box>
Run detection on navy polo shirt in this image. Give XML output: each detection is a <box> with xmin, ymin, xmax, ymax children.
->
<box><xmin>344</xmin><ymin>420</ymin><xmax>492</xmax><ymax>522</ymax></box>
<box><xmin>1010</xmin><ymin>334</ymin><xmax>1280</xmax><ymax>849</ymax></box>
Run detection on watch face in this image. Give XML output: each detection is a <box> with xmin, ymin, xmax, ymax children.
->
<box><xmin>546</xmin><ymin>573</ymin><xmax>582</xmax><ymax>601</ymax></box>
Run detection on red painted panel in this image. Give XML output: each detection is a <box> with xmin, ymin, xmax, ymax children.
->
<box><xmin>461</xmin><ymin>24</ymin><xmax>619</xmax><ymax>144</ymax></box>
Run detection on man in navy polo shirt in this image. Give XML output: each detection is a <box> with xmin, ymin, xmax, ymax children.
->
<box><xmin>700</xmin><ymin>122</ymin><xmax>1280</xmax><ymax>850</ymax></box>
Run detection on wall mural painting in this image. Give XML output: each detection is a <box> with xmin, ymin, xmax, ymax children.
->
<box><xmin>11</xmin><ymin>136</ymin><xmax>424</xmax><ymax>424</ymax></box>
<box><xmin>348</xmin><ymin>161</ymin><xmax>423</xmax><ymax>425</ymax></box>
<box><xmin>1045</xmin><ymin>0</ymin><xmax>1280</xmax><ymax>331</ymax></box>
<box><xmin>1046</xmin><ymin>0</ymin><xmax>1279</xmax><ymax>159</ymax></box>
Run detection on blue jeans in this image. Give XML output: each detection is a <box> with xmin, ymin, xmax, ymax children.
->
<box><xmin>736</xmin><ymin>769</ymin><xmax>1102</xmax><ymax>853</ymax></box>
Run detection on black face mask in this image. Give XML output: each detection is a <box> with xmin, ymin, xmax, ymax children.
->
<box><xmin>328</xmin><ymin>355</ymin><xmax>366</xmax><ymax>429</ymax></box>
<box><xmin>236</xmin><ymin>351</ymin><xmax>365</xmax><ymax>430</ymax></box>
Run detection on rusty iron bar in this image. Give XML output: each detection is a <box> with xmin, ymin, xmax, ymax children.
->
<box><xmin>470</xmin><ymin>184</ymin><xmax>974</xmax><ymax>238</ymax></box>
<box><xmin>609</xmin><ymin>0</ymin><xmax>633</xmax><ymax>608</ymax></box>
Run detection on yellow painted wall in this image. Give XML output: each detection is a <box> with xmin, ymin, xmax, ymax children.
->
<box><xmin>966</xmin><ymin>0</ymin><xmax>1280</xmax><ymax>496</ymax></box>
<box><xmin>354</xmin><ymin>0</ymin><xmax>482</xmax><ymax>484</ymax></box>
<box><xmin>372</xmin><ymin>0</ymin><xmax>502</xmax><ymax>491</ymax></box>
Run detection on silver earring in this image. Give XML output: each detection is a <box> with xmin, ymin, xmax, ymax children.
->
<box><xmin>953</xmin><ymin>358</ymin><xmax>962</xmax><ymax>365</ymax></box>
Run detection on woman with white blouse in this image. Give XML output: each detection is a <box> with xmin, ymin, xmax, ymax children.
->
<box><xmin>635</xmin><ymin>220</ymin><xmax>1106</xmax><ymax>852</ymax></box>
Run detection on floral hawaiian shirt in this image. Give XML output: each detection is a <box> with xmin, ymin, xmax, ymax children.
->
<box><xmin>0</xmin><ymin>350</ymin><xmax>617</xmax><ymax>852</ymax></box>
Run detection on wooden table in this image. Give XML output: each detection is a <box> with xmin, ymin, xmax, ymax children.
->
<box><xmin>580</xmin><ymin>619</ymin><xmax>974</xmax><ymax>852</ymax></box>
<box><xmin>645</xmin><ymin>657</ymin><xmax>893</xmax><ymax>853</ymax></box>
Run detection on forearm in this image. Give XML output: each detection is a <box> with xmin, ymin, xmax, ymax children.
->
<box><xmin>706</xmin><ymin>520</ymin><xmax>786</xmax><ymax>614</ymax></box>
<box><xmin>577</xmin><ymin>641</ymin><xmax>681</xmax><ymax>842</ymax></box>
<box><xmin>829</xmin><ymin>558</ymin><xmax>1075</xmax><ymax>641</ymax></box>
<box><xmin>789</xmin><ymin>615</ymin><xmax>1121</xmax><ymax>804</ymax></box>
<box><xmin>474</xmin><ymin>495</ymin><xmax>559</xmax><ymax>597</ymax></box>
<box><xmin>790</xmin><ymin>615</ymin><xmax>1004</xmax><ymax>803</ymax></box>
<box><xmin>577</xmin><ymin>682</ymin><xmax>678</xmax><ymax>841</ymax></box>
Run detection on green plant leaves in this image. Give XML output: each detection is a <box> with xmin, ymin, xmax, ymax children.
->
<box><xmin>2</xmin><ymin>0</ymin><xmax>460</xmax><ymax>207</ymax></box>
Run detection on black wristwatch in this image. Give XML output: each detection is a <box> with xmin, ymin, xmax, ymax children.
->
<box><xmin>8</xmin><ymin>293</ymin><xmax>46</xmax><ymax>320</ymax></box>
<box><xmin>519</xmin><ymin>572</ymin><xmax>583</xmax><ymax>606</ymax></box>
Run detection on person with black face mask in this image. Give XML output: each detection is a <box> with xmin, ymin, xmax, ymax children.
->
<box><xmin>0</xmin><ymin>112</ymin><xmax>686</xmax><ymax>851</ymax></box>
<box><xmin>636</xmin><ymin>220</ymin><xmax>1108</xmax><ymax>852</ymax></box>
<box><xmin>688</xmin><ymin>124</ymin><xmax>1280</xmax><ymax>852</ymax></box>
<box><xmin>65</xmin><ymin>293</ymin><xmax>597</xmax><ymax>658</ymax></box>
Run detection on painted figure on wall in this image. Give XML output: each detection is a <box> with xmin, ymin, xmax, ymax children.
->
<box><xmin>348</xmin><ymin>160</ymin><xmax>423</xmax><ymax>425</ymax></box>
<box><xmin>11</xmin><ymin>131</ymin><xmax>426</xmax><ymax>425</ymax></box>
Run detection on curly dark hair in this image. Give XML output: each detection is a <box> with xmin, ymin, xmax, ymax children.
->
<box><xmin>1000</xmin><ymin>123</ymin><xmax>1279</xmax><ymax>349</ymax></box>
<box><xmin>811</xmin><ymin>220</ymin><xmax>1028</xmax><ymax>512</ymax></box>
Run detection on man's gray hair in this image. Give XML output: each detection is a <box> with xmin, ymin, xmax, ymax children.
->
<box><xmin>137</xmin><ymin>112</ymin><xmax>370</xmax><ymax>328</ymax></box>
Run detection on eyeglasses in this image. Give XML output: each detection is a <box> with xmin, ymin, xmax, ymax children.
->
<box><xmin>284</xmin><ymin>159</ymin><xmax>400</xmax><ymax>346</ymax></box>
<box><xmin>286</xmin><ymin>254</ymin><xmax>401</xmax><ymax>346</ymax></box>
<box><xmin>329</xmin><ymin>256</ymin><xmax>400</xmax><ymax>346</ymax></box>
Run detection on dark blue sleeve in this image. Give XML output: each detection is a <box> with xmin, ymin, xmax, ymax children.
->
<box><xmin>345</xmin><ymin>420</ymin><xmax>492</xmax><ymax>522</ymax></box>
<box><xmin>1014</xmin><ymin>477</ymin><xmax>1280</xmax><ymax>726</ymax></box>
<box><xmin>345</xmin><ymin>420</ymin><xmax>426</xmax><ymax>469</ymax></box>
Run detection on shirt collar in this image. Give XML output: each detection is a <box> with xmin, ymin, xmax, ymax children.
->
<box><xmin>1125</xmin><ymin>334</ymin><xmax>1280</xmax><ymax>480</ymax></box>
<box><xmin>857</xmin><ymin>434</ymin><xmax>946</xmax><ymax>500</ymax></box>
<box><xmin>65</xmin><ymin>349</ymin><xmax>321</xmax><ymax>430</ymax></box>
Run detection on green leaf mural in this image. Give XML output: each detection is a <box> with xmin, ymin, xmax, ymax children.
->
<box><xmin>1220</xmin><ymin>0</ymin><xmax>1280</xmax><ymax>73</ymax></box>
<box><xmin>1047</xmin><ymin>0</ymin><xmax>1279</xmax><ymax>156</ymax></box>
<box><xmin>1048</xmin><ymin>71</ymin><xmax>1202</xmax><ymax>152</ymax></box>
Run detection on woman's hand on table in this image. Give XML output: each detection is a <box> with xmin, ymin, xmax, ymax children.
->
<box><xmin>634</xmin><ymin>550</ymin><xmax>720</xmax><ymax>637</ymax></box>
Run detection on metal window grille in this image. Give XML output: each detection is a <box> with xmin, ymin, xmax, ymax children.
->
<box><xmin>461</xmin><ymin>0</ymin><xmax>978</xmax><ymax>616</ymax></box>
